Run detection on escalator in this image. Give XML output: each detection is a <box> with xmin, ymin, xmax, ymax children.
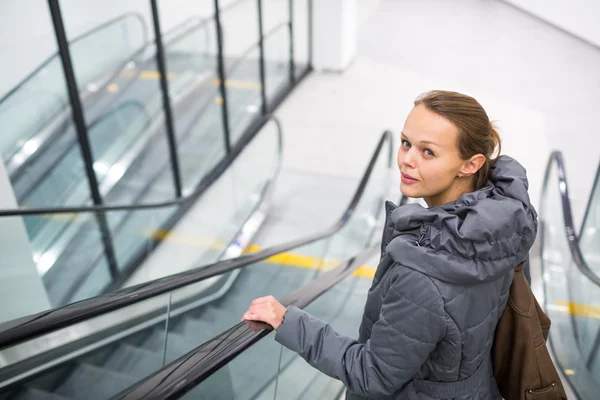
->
<box><xmin>23</xmin><ymin>151</ymin><xmax>588</xmax><ymax>399</ymax></box>
<box><xmin>121</xmin><ymin>150</ymin><xmax>598</xmax><ymax>400</ymax></box>
<box><xmin>538</xmin><ymin>152</ymin><xmax>600</xmax><ymax>399</ymax></box>
<box><xmin>1</xmin><ymin>4</ymin><xmax>293</xmax><ymax>307</ymax></box>
<box><xmin>0</xmin><ymin>129</ymin><xmax>394</xmax><ymax>399</ymax></box>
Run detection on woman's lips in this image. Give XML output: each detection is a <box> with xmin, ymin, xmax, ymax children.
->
<box><xmin>401</xmin><ymin>173</ymin><xmax>418</xmax><ymax>184</ymax></box>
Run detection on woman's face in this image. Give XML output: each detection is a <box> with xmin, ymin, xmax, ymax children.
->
<box><xmin>397</xmin><ymin>105</ymin><xmax>472</xmax><ymax>206</ymax></box>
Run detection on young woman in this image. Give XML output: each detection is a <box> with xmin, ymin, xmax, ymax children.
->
<box><xmin>242</xmin><ymin>90</ymin><xmax>538</xmax><ymax>399</ymax></box>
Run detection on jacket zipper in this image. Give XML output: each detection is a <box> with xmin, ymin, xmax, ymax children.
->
<box><xmin>415</xmin><ymin>233</ymin><xmax>425</xmax><ymax>247</ymax></box>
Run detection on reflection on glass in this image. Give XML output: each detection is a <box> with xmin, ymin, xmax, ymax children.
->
<box><xmin>37</xmin><ymin>211</ymin><xmax>111</xmax><ymax>307</ymax></box>
<box><xmin>226</xmin><ymin>45</ymin><xmax>263</xmax><ymax>144</ymax></box>
<box><xmin>178</xmin><ymin>98</ymin><xmax>226</xmax><ymax>195</ymax></box>
<box><xmin>579</xmin><ymin>174</ymin><xmax>600</xmax><ymax>277</ymax></box>
<box><xmin>572</xmin><ymin>169</ymin><xmax>600</xmax><ymax>381</ymax></box>
<box><xmin>264</xmin><ymin>24</ymin><xmax>291</xmax><ymax>107</ymax></box>
<box><xmin>164</xmin><ymin>135</ymin><xmax>391</xmax><ymax>397</ymax></box>
<box><xmin>0</xmin><ymin>292</ymin><xmax>173</xmax><ymax>399</ymax></box>
<box><xmin>541</xmin><ymin>161</ymin><xmax>600</xmax><ymax>398</ymax></box>
<box><xmin>321</xmin><ymin>139</ymin><xmax>389</xmax><ymax>266</ymax></box>
<box><xmin>292</xmin><ymin>0</ymin><xmax>310</xmax><ymax>79</ymax></box>
<box><xmin>272</xmin><ymin>274</ymin><xmax>368</xmax><ymax>399</ymax></box>
<box><xmin>181</xmin><ymin>326</ymin><xmax>276</xmax><ymax>400</ymax></box>
<box><xmin>0</xmin><ymin>13</ymin><xmax>147</xmax><ymax>167</ymax></box>
<box><xmin>219</xmin><ymin>0</ymin><xmax>261</xmax><ymax>145</ymax></box>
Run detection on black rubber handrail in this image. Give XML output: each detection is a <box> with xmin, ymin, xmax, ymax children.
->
<box><xmin>0</xmin><ymin>130</ymin><xmax>393</xmax><ymax>350</ymax></box>
<box><xmin>541</xmin><ymin>151</ymin><xmax>600</xmax><ymax>287</ymax></box>
<box><xmin>112</xmin><ymin>244</ymin><xmax>381</xmax><ymax>400</ymax></box>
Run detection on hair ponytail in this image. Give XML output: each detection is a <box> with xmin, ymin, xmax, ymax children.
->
<box><xmin>489</xmin><ymin>121</ymin><xmax>502</xmax><ymax>163</ymax></box>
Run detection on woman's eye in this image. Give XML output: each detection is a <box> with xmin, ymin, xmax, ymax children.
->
<box><xmin>424</xmin><ymin>149</ymin><xmax>435</xmax><ymax>157</ymax></box>
<box><xmin>401</xmin><ymin>140</ymin><xmax>411</xmax><ymax>148</ymax></box>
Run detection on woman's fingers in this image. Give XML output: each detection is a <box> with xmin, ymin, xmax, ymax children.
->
<box><xmin>242</xmin><ymin>296</ymin><xmax>287</xmax><ymax>329</ymax></box>
<box><xmin>251</xmin><ymin>295</ymin><xmax>276</xmax><ymax>305</ymax></box>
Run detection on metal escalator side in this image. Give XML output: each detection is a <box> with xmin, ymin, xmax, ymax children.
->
<box><xmin>0</xmin><ymin>130</ymin><xmax>394</xmax><ymax>400</ymax></box>
<box><xmin>538</xmin><ymin>152</ymin><xmax>600</xmax><ymax>400</ymax></box>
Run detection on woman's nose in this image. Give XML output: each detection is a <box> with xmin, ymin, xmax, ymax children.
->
<box><xmin>402</xmin><ymin>148</ymin><xmax>417</xmax><ymax>169</ymax></box>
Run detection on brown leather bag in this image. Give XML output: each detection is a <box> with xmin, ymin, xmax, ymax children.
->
<box><xmin>492</xmin><ymin>263</ymin><xmax>568</xmax><ymax>399</ymax></box>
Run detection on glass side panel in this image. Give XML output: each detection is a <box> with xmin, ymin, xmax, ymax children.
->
<box><xmin>0</xmin><ymin>129</ymin><xmax>389</xmax><ymax>400</ymax></box>
<box><xmin>182</xmin><ymin>325</ymin><xmax>279</xmax><ymax>400</ymax></box>
<box><xmin>225</xmin><ymin>44</ymin><xmax>263</xmax><ymax>145</ymax></box>
<box><xmin>158</xmin><ymin>139</ymin><xmax>391</xmax><ymax>396</ymax></box>
<box><xmin>0</xmin><ymin>293</ymin><xmax>173</xmax><ymax>400</ymax></box>
<box><xmin>579</xmin><ymin>173</ymin><xmax>600</xmax><ymax>277</ymax></box>
<box><xmin>22</xmin><ymin>115</ymin><xmax>278</xmax><ymax>308</ymax></box>
<box><xmin>0</xmin><ymin>143</ymin><xmax>388</xmax><ymax>399</ymax></box>
<box><xmin>260</xmin><ymin>0</ymin><xmax>290</xmax><ymax>106</ymax></box>
<box><xmin>37</xmin><ymin>211</ymin><xmax>112</xmax><ymax>307</ymax></box>
<box><xmin>0</xmin><ymin>11</ymin><xmax>146</xmax><ymax>167</ymax></box>
<box><xmin>116</xmin><ymin>118</ymin><xmax>279</xmax><ymax>286</ymax></box>
<box><xmin>573</xmin><ymin>168</ymin><xmax>600</xmax><ymax>382</ymax></box>
<box><xmin>292</xmin><ymin>0</ymin><xmax>310</xmax><ymax>79</ymax></box>
<box><xmin>263</xmin><ymin>24</ymin><xmax>291</xmax><ymax>107</ymax></box>
<box><xmin>269</xmin><ymin>273</ymin><xmax>371</xmax><ymax>400</ymax></box>
<box><xmin>158</xmin><ymin>12</ymin><xmax>225</xmax><ymax>194</ymax></box>
<box><xmin>261</xmin><ymin>0</ymin><xmax>289</xmax><ymax>33</ymax></box>
<box><xmin>541</xmin><ymin>161</ymin><xmax>600</xmax><ymax>399</ymax></box>
<box><xmin>220</xmin><ymin>0</ymin><xmax>262</xmax><ymax>145</ymax></box>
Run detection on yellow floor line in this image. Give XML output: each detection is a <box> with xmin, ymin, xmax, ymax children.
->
<box><xmin>555</xmin><ymin>300</ymin><xmax>600</xmax><ymax>319</ymax></box>
<box><xmin>138</xmin><ymin>70</ymin><xmax>176</xmax><ymax>80</ymax></box>
<box><xmin>244</xmin><ymin>244</ymin><xmax>376</xmax><ymax>279</ymax></box>
<box><xmin>117</xmin><ymin>69</ymin><xmax>261</xmax><ymax>92</ymax></box>
<box><xmin>214</xmin><ymin>78</ymin><xmax>262</xmax><ymax>90</ymax></box>
<box><xmin>131</xmin><ymin>69</ymin><xmax>261</xmax><ymax>90</ymax></box>
<box><xmin>30</xmin><ymin>214</ymin><xmax>376</xmax><ymax>278</ymax></box>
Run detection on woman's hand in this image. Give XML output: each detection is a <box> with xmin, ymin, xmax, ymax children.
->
<box><xmin>242</xmin><ymin>295</ymin><xmax>287</xmax><ymax>330</ymax></box>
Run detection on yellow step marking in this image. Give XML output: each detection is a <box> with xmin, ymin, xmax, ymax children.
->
<box><xmin>214</xmin><ymin>78</ymin><xmax>262</xmax><ymax>90</ymax></box>
<box><xmin>215</xmin><ymin>97</ymin><xmax>224</xmax><ymax>105</ymax></box>
<box><xmin>30</xmin><ymin>213</ymin><xmax>377</xmax><ymax>278</ymax></box>
<box><xmin>138</xmin><ymin>70</ymin><xmax>176</xmax><ymax>81</ymax></box>
<box><xmin>107</xmin><ymin>83</ymin><xmax>119</xmax><ymax>93</ymax></box>
<box><xmin>555</xmin><ymin>300</ymin><xmax>600</xmax><ymax>319</ymax></box>
<box><xmin>119</xmin><ymin>69</ymin><xmax>261</xmax><ymax>90</ymax></box>
<box><xmin>244</xmin><ymin>244</ymin><xmax>376</xmax><ymax>278</ymax></box>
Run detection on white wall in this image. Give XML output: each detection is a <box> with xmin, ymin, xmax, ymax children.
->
<box><xmin>503</xmin><ymin>0</ymin><xmax>600</xmax><ymax>48</ymax></box>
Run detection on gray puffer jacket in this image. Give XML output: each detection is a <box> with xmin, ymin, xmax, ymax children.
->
<box><xmin>275</xmin><ymin>155</ymin><xmax>538</xmax><ymax>399</ymax></box>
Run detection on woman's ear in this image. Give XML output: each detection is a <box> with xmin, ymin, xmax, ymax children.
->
<box><xmin>460</xmin><ymin>154</ymin><xmax>486</xmax><ymax>177</ymax></box>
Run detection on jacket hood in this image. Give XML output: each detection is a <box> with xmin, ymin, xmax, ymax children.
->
<box><xmin>383</xmin><ymin>155</ymin><xmax>538</xmax><ymax>285</ymax></box>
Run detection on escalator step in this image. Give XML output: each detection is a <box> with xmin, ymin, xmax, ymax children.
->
<box><xmin>178</xmin><ymin>316</ymin><xmax>233</xmax><ymax>343</ymax></box>
<box><xmin>16</xmin><ymin>388</ymin><xmax>74</xmax><ymax>400</ymax></box>
<box><xmin>102</xmin><ymin>343</ymin><xmax>163</xmax><ymax>380</ymax></box>
<box><xmin>140</xmin><ymin>329</ymin><xmax>198</xmax><ymax>364</ymax></box>
<box><xmin>54</xmin><ymin>363</ymin><xmax>137</xmax><ymax>400</ymax></box>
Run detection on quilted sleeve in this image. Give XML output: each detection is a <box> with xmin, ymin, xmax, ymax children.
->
<box><xmin>274</xmin><ymin>267</ymin><xmax>447</xmax><ymax>398</ymax></box>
